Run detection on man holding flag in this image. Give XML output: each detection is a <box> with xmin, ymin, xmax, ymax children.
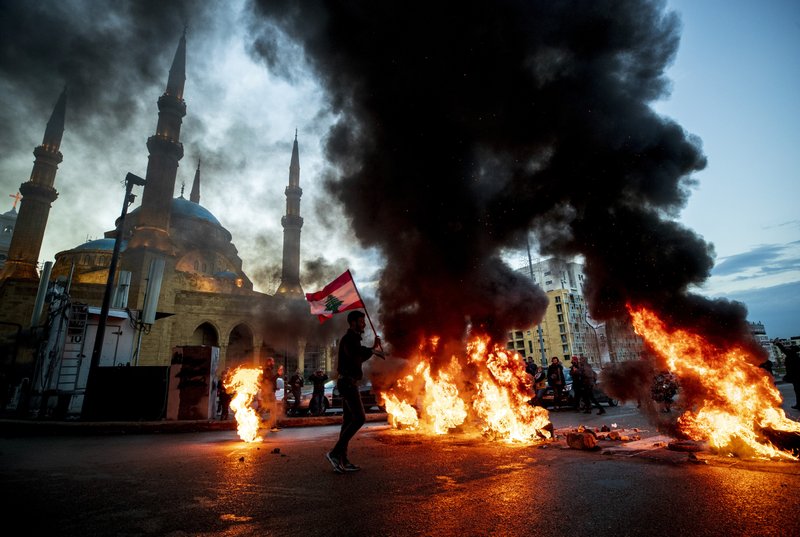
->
<box><xmin>325</xmin><ymin>310</ymin><xmax>384</xmax><ymax>473</ymax></box>
<box><xmin>305</xmin><ymin>270</ymin><xmax>384</xmax><ymax>473</ymax></box>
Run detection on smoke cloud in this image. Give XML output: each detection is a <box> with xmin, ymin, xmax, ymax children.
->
<box><xmin>250</xmin><ymin>0</ymin><xmax>755</xmax><ymax>359</ymax></box>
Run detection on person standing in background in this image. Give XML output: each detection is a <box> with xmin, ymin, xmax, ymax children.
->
<box><xmin>547</xmin><ymin>357</ymin><xmax>566</xmax><ymax>410</ymax></box>
<box><xmin>309</xmin><ymin>369</ymin><xmax>330</xmax><ymax>416</ymax></box>
<box><xmin>289</xmin><ymin>369</ymin><xmax>304</xmax><ymax>415</ymax></box>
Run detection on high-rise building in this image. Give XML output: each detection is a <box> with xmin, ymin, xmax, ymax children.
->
<box><xmin>509</xmin><ymin>257</ymin><xmax>643</xmax><ymax>367</ymax></box>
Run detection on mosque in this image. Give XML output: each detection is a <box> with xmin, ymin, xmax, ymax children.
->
<box><xmin>0</xmin><ymin>32</ymin><xmax>331</xmax><ymax>417</ymax></box>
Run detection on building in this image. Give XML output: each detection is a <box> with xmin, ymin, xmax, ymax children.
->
<box><xmin>0</xmin><ymin>202</ymin><xmax>19</xmax><ymax>270</ymax></box>
<box><xmin>0</xmin><ymin>31</ymin><xmax>334</xmax><ymax>417</ymax></box>
<box><xmin>508</xmin><ymin>257</ymin><xmax>644</xmax><ymax>368</ymax></box>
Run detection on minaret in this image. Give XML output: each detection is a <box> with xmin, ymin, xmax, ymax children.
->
<box><xmin>125</xmin><ymin>30</ymin><xmax>187</xmax><ymax>254</ymax></box>
<box><xmin>189</xmin><ymin>160</ymin><xmax>200</xmax><ymax>203</ymax></box>
<box><xmin>0</xmin><ymin>87</ymin><xmax>66</xmax><ymax>281</ymax></box>
<box><xmin>276</xmin><ymin>131</ymin><xmax>304</xmax><ymax>296</ymax></box>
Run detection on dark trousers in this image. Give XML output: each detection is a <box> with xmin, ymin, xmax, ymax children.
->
<box><xmin>332</xmin><ymin>379</ymin><xmax>365</xmax><ymax>459</ymax></box>
<box><xmin>572</xmin><ymin>385</ymin><xmax>583</xmax><ymax>409</ymax></box>
<box><xmin>311</xmin><ymin>392</ymin><xmax>325</xmax><ymax>415</ymax></box>
<box><xmin>581</xmin><ymin>386</ymin><xmax>602</xmax><ymax>410</ymax></box>
<box><xmin>291</xmin><ymin>389</ymin><xmax>301</xmax><ymax>413</ymax></box>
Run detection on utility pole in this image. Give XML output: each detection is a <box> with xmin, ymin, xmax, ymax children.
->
<box><xmin>526</xmin><ymin>237</ymin><xmax>547</xmax><ymax>365</ymax></box>
<box><xmin>82</xmin><ymin>173</ymin><xmax>146</xmax><ymax>419</ymax></box>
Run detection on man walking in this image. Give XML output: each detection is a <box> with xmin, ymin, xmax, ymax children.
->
<box><xmin>579</xmin><ymin>357</ymin><xmax>606</xmax><ymax>415</ymax></box>
<box><xmin>326</xmin><ymin>310</ymin><xmax>384</xmax><ymax>473</ymax></box>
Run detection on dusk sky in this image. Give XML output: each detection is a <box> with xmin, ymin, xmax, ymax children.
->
<box><xmin>0</xmin><ymin>1</ymin><xmax>797</xmax><ymax>339</ymax></box>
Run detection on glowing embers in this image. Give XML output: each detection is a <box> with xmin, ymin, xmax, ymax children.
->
<box><xmin>381</xmin><ymin>336</ymin><xmax>552</xmax><ymax>443</ymax></box>
<box><xmin>223</xmin><ymin>366</ymin><xmax>263</xmax><ymax>443</ymax></box>
<box><xmin>629</xmin><ymin>305</ymin><xmax>800</xmax><ymax>460</ymax></box>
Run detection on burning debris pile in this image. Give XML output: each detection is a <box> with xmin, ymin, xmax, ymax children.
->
<box><xmin>629</xmin><ymin>305</ymin><xmax>800</xmax><ymax>460</ymax></box>
<box><xmin>562</xmin><ymin>426</ymin><xmax>643</xmax><ymax>451</ymax></box>
<box><xmin>381</xmin><ymin>336</ymin><xmax>552</xmax><ymax>443</ymax></box>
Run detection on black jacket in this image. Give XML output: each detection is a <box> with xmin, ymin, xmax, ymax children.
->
<box><xmin>547</xmin><ymin>363</ymin><xmax>565</xmax><ymax>386</ymax></box>
<box><xmin>337</xmin><ymin>328</ymin><xmax>374</xmax><ymax>381</ymax></box>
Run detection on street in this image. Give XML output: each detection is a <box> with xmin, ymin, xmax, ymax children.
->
<box><xmin>1</xmin><ymin>384</ymin><xmax>798</xmax><ymax>537</ymax></box>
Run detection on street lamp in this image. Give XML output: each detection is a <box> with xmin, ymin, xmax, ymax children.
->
<box><xmin>83</xmin><ymin>172</ymin><xmax>146</xmax><ymax>419</ymax></box>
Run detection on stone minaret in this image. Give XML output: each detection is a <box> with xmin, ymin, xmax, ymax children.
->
<box><xmin>0</xmin><ymin>87</ymin><xmax>67</xmax><ymax>281</ymax></box>
<box><xmin>125</xmin><ymin>30</ymin><xmax>186</xmax><ymax>255</ymax></box>
<box><xmin>120</xmin><ymin>31</ymin><xmax>186</xmax><ymax>327</ymax></box>
<box><xmin>189</xmin><ymin>160</ymin><xmax>201</xmax><ymax>203</ymax></box>
<box><xmin>276</xmin><ymin>132</ymin><xmax>304</xmax><ymax>297</ymax></box>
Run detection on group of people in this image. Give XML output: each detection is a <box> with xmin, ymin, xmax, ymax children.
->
<box><xmin>525</xmin><ymin>355</ymin><xmax>606</xmax><ymax>414</ymax></box>
<box><xmin>215</xmin><ymin>361</ymin><xmax>333</xmax><ymax>423</ymax></box>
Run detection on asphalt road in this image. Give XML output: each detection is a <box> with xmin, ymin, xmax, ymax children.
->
<box><xmin>1</xmin><ymin>385</ymin><xmax>798</xmax><ymax>537</ymax></box>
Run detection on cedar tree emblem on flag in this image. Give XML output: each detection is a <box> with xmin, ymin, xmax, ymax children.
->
<box><xmin>305</xmin><ymin>269</ymin><xmax>365</xmax><ymax>323</ymax></box>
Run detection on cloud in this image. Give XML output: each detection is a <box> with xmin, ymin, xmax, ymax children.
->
<box><xmin>716</xmin><ymin>281</ymin><xmax>800</xmax><ymax>339</ymax></box>
<box><xmin>712</xmin><ymin>241</ymin><xmax>800</xmax><ymax>278</ymax></box>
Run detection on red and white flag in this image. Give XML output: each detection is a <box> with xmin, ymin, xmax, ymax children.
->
<box><xmin>305</xmin><ymin>269</ymin><xmax>365</xmax><ymax>323</ymax></box>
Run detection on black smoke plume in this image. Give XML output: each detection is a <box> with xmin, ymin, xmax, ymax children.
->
<box><xmin>250</xmin><ymin>0</ymin><xmax>759</xmax><ymax>361</ymax></box>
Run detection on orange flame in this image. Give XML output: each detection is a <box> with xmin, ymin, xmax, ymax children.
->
<box><xmin>223</xmin><ymin>366</ymin><xmax>263</xmax><ymax>443</ymax></box>
<box><xmin>381</xmin><ymin>336</ymin><xmax>552</xmax><ymax>443</ymax></box>
<box><xmin>629</xmin><ymin>305</ymin><xmax>800</xmax><ymax>460</ymax></box>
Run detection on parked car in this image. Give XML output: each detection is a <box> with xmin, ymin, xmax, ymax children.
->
<box><xmin>283</xmin><ymin>380</ymin><xmax>335</xmax><ymax>416</ymax></box>
<box><xmin>331</xmin><ymin>380</ymin><xmax>385</xmax><ymax>412</ymax></box>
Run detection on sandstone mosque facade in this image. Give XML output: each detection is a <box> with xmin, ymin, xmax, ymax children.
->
<box><xmin>0</xmin><ymin>32</ymin><xmax>328</xmax><ymax>389</ymax></box>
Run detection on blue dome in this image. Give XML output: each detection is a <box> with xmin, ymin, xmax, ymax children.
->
<box><xmin>171</xmin><ymin>197</ymin><xmax>220</xmax><ymax>226</ymax></box>
<box><xmin>213</xmin><ymin>270</ymin><xmax>238</xmax><ymax>280</ymax></box>
<box><xmin>74</xmin><ymin>238</ymin><xmax>127</xmax><ymax>251</ymax></box>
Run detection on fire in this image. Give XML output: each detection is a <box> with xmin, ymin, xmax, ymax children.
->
<box><xmin>223</xmin><ymin>366</ymin><xmax>264</xmax><ymax>443</ymax></box>
<box><xmin>381</xmin><ymin>336</ymin><xmax>552</xmax><ymax>443</ymax></box>
<box><xmin>629</xmin><ymin>305</ymin><xmax>800</xmax><ymax>460</ymax></box>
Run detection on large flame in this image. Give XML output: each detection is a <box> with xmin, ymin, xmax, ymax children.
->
<box><xmin>223</xmin><ymin>366</ymin><xmax>263</xmax><ymax>443</ymax></box>
<box><xmin>381</xmin><ymin>336</ymin><xmax>552</xmax><ymax>443</ymax></box>
<box><xmin>629</xmin><ymin>305</ymin><xmax>800</xmax><ymax>460</ymax></box>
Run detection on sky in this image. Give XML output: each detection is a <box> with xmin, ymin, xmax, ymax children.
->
<box><xmin>0</xmin><ymin>0</ymin><xmax>797</xmax><ymax>342</ymax></box>
<box><xmin>654</xmin><ymin>0</ymin><xmax>800</xmax><ymax>338</ymax></box>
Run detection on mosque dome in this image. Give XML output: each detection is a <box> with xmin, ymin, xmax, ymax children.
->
<box><xmin>168</xmin><ymin>197</ymin><xmax>220</xmax><ymax>226</ymax></box>
<box><xmin>125</xmin><ymin>196</ymin><xmax>221</xmax><ymax>228</ymax></box>
<box><xmin>73</xmin><ymin>238</ymin><xmax>126</xmax><ymax>251</ymax></box>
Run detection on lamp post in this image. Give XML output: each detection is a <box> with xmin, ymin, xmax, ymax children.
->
<box><xmin>82</xmin><ymin>173</ymin><xmax>146</xmax><ymax>418</ymax></box>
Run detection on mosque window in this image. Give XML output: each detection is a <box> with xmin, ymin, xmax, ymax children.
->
<box><xmin>194</xmin><ymin>261</ymin><xmax>199</xmax><ymax>271</ymax></box>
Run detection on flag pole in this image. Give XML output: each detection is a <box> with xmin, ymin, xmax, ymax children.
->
<box><xmin>347</xmin><ymin>269</ymin><xmax>385</xmax><ymax>357</ymax></box>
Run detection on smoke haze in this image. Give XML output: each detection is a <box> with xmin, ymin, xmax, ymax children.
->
<box><xmin>250</xmin><ymin>0</ymin><xmax>758</xmax><ymax>359</ymax></box>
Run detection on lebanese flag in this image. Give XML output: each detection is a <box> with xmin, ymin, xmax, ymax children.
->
<box><xmin>305</xmin><ymin>269</ymin><xmax>365</xmax><ymax>323</ymax></box>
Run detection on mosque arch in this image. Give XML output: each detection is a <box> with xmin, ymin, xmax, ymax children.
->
<box><xmin>226</xmin><ymin>322</ymin><xmax>255</xmax><ymax>368</ymax></box>
<box><xmin>190</xmin><ymin>321</ymin><xmax>219</xmax><ymax>347</ymax></box>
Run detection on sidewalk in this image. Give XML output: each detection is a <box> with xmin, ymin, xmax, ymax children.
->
<box><xmin>0</xmin><ymin>412</ymin><xmax>389</xmax><ymax>437</ymax></box>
